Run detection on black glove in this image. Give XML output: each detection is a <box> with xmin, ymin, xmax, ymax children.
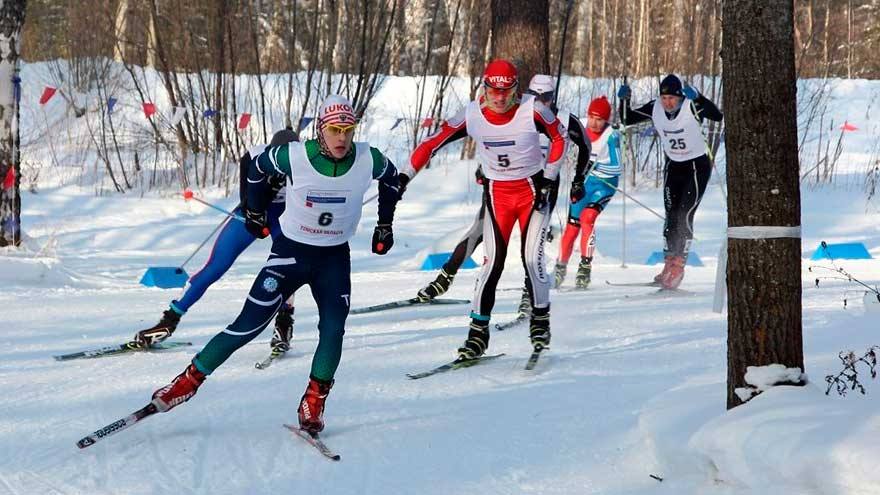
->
<box><xmin>533</xmin><ymin>174</ymin><xmax>558</xmax><ymax>211</ymax></box>
<box><xmin>372</xmin><ymin>223</ymin><xmax>394</xmax><ymax>254</ymax></box>
<box><xmin>475</xmin><ymin>165</ymin><xmax>486</xmax><ymax>185</ymax></box>
<box><xmin>397</xmin><ymin>173</ymin><xmax>410</xmax><ymax>200</ymax></box>
<box><xmin>244</xmin><ymin>208</ymin><xmax>269</xmax><ymax>239</ymax></box>
<box><xmin>570</xmin><ymin>175</ymin><xmax>586</xmax><ymax>202</ymax></box>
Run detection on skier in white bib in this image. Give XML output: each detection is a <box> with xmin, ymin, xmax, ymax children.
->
<box><xmin>147</xmin><ymin>95</ymin><xmax>402</xmax><ymax>435</ymax></box>
<box><xmin>618</xmin><ymin>74</ymin><xmax>723</xmax><ymax>289</ymax></box>
<box><xmin>399</xmin><ymin>59</ymin><xmax>568</xmax><ymax>360</ymax></box>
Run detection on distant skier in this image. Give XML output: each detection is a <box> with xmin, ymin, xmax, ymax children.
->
<box><xmin>400</xmin><ymin>59</ymin><xmax>567</xmax><ymax>359</ymax></box>
<box><xmin>148</xmin><ymin>95</ymin><xmax>401</xmax><ymax>435</ymax></box>
<box><xmin>133</xmin><ymin>128</ymin><xmax>299</xmax><ymax>355</ymax></box>
<box><xmin>618</xmin><ymin>74</ymin><xmax>722</xmax><ymax>289</ymax></box>
<box><xmin>553</xmin><ymin>95</ymin><xmax>620</xmax><ymax>289</ymax></box>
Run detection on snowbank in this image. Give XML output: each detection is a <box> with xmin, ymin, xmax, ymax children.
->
<box><xmin>639</xmin><ymin>373</ymin><xmax>880</xmax><ymax>494</ymax></box>
<box><xmin>0</xmin><ymin>252</ymin><xmax>88</xmax><ymax>287</ymax></box>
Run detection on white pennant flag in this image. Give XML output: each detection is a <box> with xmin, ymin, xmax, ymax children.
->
<box><xmin>169</xmin><ymin>106</ymin><xmax>187</xmax><ymax>127</ymax></box>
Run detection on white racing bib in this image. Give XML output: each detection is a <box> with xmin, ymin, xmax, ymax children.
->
<box><xmin>280</xmin><ymin>142</ymin><xmax>373</xmax><ymax>246</ymax></box>
<box><xmin>588</xmin><ymin>125</ymin><xmax>620</xmax><ymax>178</ymax></box>
<box><xmin>652</xmin><ymin>99</ymin><xmax>706</xmax><ymax>162</ymax></box>
<box><xmin>466</xmin><ymin>95</ymin><xmax>544</xmax><ymax>180</ymax></box>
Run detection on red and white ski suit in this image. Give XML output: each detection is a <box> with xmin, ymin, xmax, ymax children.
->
<box><xmin>406</xmin><ymin>95</ymin><xmax>567</xmax><ymax>319</ymax></box>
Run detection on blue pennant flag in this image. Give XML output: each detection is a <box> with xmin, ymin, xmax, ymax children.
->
<box><xmin>298</xmin><ymin>117</ymin><xmax>314</xmax><ymax>131</ymax></box>
<box><xmin>203</xmin><ymin>108</ymin><xmax>216</xmax><ymax>118</ymax></box>
<box><xmin>107</xmin><ymin>97</ymin><xmax>118</xmax><ymax>114</ymax></box>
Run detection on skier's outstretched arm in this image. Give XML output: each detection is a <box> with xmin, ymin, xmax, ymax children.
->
<box><xmin>406</xmin><ymin>107</ymin><xmax>469</xmax><ymax>177</ymax></box>
<box><xmin>533</xmin><ymin>101</ymin><xmax>567</xmax><ymax>180</ymax></box>
<box><xmin>566</xmin><ymin>113</ymin><xmax>591</xmax><ymax>177</ymax></box>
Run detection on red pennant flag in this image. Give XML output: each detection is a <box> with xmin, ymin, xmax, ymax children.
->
<box><xmin>420</xmin><ymin>117</ymin><xmax>434</xmax><ymax>128</ymax></box>
<box><xmin>142</xmin><ymin>102</ymin><xmax>156</xmax><ymax>118</ymax></box>
<box><xmin>39</xmin><ymin>86</ymin><xmax>57</xmax><ymax>105</ymax></box>
<box><xmin>840</xmin><ymin>121</ymin><xmax>858</xmax><ymax>132</ymax></box>
<box><xmin>2</xmin><ymin>167</ymin><xmax>14</xmax><ymax>190</ymax></box>
<box><xmin>238</xmin><ymin>113</ymin><xmax>252</xmax><ymax>130</ymax></box>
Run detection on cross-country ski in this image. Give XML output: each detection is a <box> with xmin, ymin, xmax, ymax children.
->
<box><xmin>53</xmin><ymin>341</ymin><xmax>192</xmax><ymax>361</ymax></box>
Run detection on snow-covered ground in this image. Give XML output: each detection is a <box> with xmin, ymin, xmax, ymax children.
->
<box><xmin>2</xmin><ymin>156</ymin><xmax>879</xmax><ymax>494</ymax></box>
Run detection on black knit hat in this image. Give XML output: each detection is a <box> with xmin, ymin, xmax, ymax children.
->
<box><xmin>659</xmin><ymin>74</ymin><xmax>683</xmax><ymax>97</ymax></box>
<box><xmin>270</xmin><ymin>127</ymin><xmax>299</xmax><ymax>146</ymax></box>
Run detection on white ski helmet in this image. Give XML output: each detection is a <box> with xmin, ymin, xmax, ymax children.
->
<box><xmin>528</xmin><ymin>74</ymin><xmax>556</xmax><ymax>96</ymax></box>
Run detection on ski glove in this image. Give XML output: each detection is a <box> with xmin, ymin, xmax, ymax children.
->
<box><xmin>533</xmin><ymin>174</ymin><xmax>558</xmax><ymax>211</ymax></box>
<box><xmin>682</xmin><ymin>85</ymin><xmax>699</xmax><ymax>100</ymax></box>
<box><xmin>397</xmin><ymin>173</ymin><xmax>411</xmax><ymax>200</ymax></box>
<box><xmin>244</xmin><ymin>208</ymin><xmax>270</xmax><ymax>239</ymax></box>
<box><xmin>372</xmin><ymin>223</ymin><xmax>394</xmax><ymax>254</ymax></box>
<box><xmin>617</xmin><ymin>84</ymin><xmax>631</xmax><ymax>100</ymax></box>
<box><xmin>570</xmin><ymin>175</ymin><xmax>586</xmax><ymax>202</ymax></box>
<box><xmin>475</xmin><ymin>165</ymin><xmax>486</xmax><ymax>185</ymax></box>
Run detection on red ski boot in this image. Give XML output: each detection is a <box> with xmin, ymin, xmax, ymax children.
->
<box><xmin>653</xmin><ymin>256</ymin><xmax>673</xmax><ymax>284</ymax></box>
<box><xmin>151</xmin><ymin>363</ymin><xmax>206</xmax><ymax>412</ymax></box>
<box><xmin>298</xmin><ymin>376</ymin><xmax>333</xmax><ymax>433</ymax></box>
<box><xmin>661</xmin><ymin>256</ymin><xmax>686</xmax><ymax>290</ymax></box>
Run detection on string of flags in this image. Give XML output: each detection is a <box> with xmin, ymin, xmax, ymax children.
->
<box><xmin>36</xmin><ymin>84</ymin><xmax>441</xmax><ymax>133</ymax></box>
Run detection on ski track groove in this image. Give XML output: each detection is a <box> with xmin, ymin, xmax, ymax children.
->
<box><xmin>145</xmin><ymin>416</ymin><xmax>190</xmax><ymax>494</ymax></box>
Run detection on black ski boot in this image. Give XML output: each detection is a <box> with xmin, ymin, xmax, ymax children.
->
<box><xmin>575</xmin><ymin>257</ymin><xmax>592</xmax><ymax>289</ymax></box>
<box><xmin>529</xmin><ymin>306</ymin><xmax>551</xmax><ymax>350</ymax></box>
<box><xmin>553</xmin><ymin>262</ymin><xmax>567</xmax><ymax>289</ymax></box>
<box><xmin>417</xmin><ymin>268</ymin><xmax>455</xmax><ymax>302</ymax></box>
<box><xmin>457</xmin><ymin>319</ymin><xmax>490</xmax><ymax>360</ymax></box>
<box><xmin>134</xmin><ymin>309</ymin><xmax>182</xmax><ymax>347</ymax></box>
<box><xmin>517</xmin><ymin>286</ymin><xmax>532</xmax><ymax>317</ymax></box>
<box><xmin>271</xmin><ymin>304</ymin><xmax>294</xmax><ymax>355</ymax></box>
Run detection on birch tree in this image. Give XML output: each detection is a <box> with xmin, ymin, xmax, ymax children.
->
<box><xmin>0</xmin><ymin>0</ymin><xmax>26</xmax><ymax>247</ymax></box>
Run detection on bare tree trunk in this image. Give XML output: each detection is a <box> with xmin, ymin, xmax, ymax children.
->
<box><xmin>212</xmin><ymin>0</ymin><xmax>228</xmax><ymax>185</ymax></box>
<box><xmin>113</xmin><ymin>0</ymin><xmax>128</xmax><ymax>62</ymax></box>
<box><xmin>490</xmin><ymin>0</ymin><xmax>549</xmax><ymax>85</ymax></box>
<box><xmin>846</xmin><ymin>0</ymin><xmax>853</xmax><ymax>78</ymax></box>
<box><xmin>571</xmin><ymin>0</ymin><xmax>589</xmax><ymax>75</ymax></box>
<box><xmin>822</xmin><ymin>0</ymin><xmax>831</xmax><ymax>77</ymax></box>
<box><xmin>724</xmin><ymin>0</ymin><xmax>804</xmax><ymax>410</ymax></box>
<box><xmin>0</xmin><ymin>0</ymin><xmax>26</xmax><ymax>247</ymax></box>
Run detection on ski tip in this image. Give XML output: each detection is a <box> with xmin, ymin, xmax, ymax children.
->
<box><xmin>76</xmin><ymin>437</ymin><xmax>95</xmax><ymax>449</ymax></box>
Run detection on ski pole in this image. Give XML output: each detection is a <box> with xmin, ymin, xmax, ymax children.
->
<box><xmin>552</xmin><ymin>0</ymin><xmax>576</xmax><ymax>105</ymax></box>
<box><xmin>592</xmin><ymin>174</ymin><xmax>665</xmax><ymax>221</ymax></box>
<box><xmin>183</xmin><ymin>189</ymin><xmax>269</xmax><ymax>237</ymax></box>
<box><xmin>621</xmin><ymin>75</ymin><xmax>629</xmax><ymax>268</ymax></box>
<box><xmin>177</xmin><ymin>216</ymin><xmax>228</xmax><ymax>271</ymax></box>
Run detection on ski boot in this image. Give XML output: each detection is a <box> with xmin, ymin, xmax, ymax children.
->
<box><xmin>517</xmin><ymin>286</ymin><xmax>532</xmax><ymax>317</ymax></box>
<box><xmin>151</xmin><ymin>363</ymin><xmax>206</xmax><ymax>412</ymax></box>
<box><xmin>270</xmin><ymin>304</ymin><xmax>294</xmax><ymax>355</ymax></box>
<box><xmin>457</xmin><ymin>319</ymin><xmax>490</xmax><ymax>360</ymax></box>
<box><xmin>298</xmin><ymin>376</ymin><xmax>334</xmax><ymax>434</ymax></box>
<box><xmin>134</xmin><ymin>308</ymin><xmax>182</xmax><ymax>347</ymax></box>
<box><xmin>417</xmin><ymin>268</ymin><xmax>456</xmax><ymax>302</ymax></box>
<box><xmin>529</xmin><ymin>307</ymin><xmax>551</xmax><ymax>351</ymax></box>
<box><xmin>574</xmin><ymin>257</ymin><xmax>592</xmax><ymax>289</ymax></box>
<box><xmin>661</xmin><ymin>256</ymin><xmax>686</xmax><ymax>290</ymax></box>
<box><xmin>653</xmin><ymin>255</ymin><xmax>673</xmax><ymax>285</ymax></box>
<box><xmin>553</xmin><ymin>262</ymin><xmax>567</xmax><ymax>289</ymax></box>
